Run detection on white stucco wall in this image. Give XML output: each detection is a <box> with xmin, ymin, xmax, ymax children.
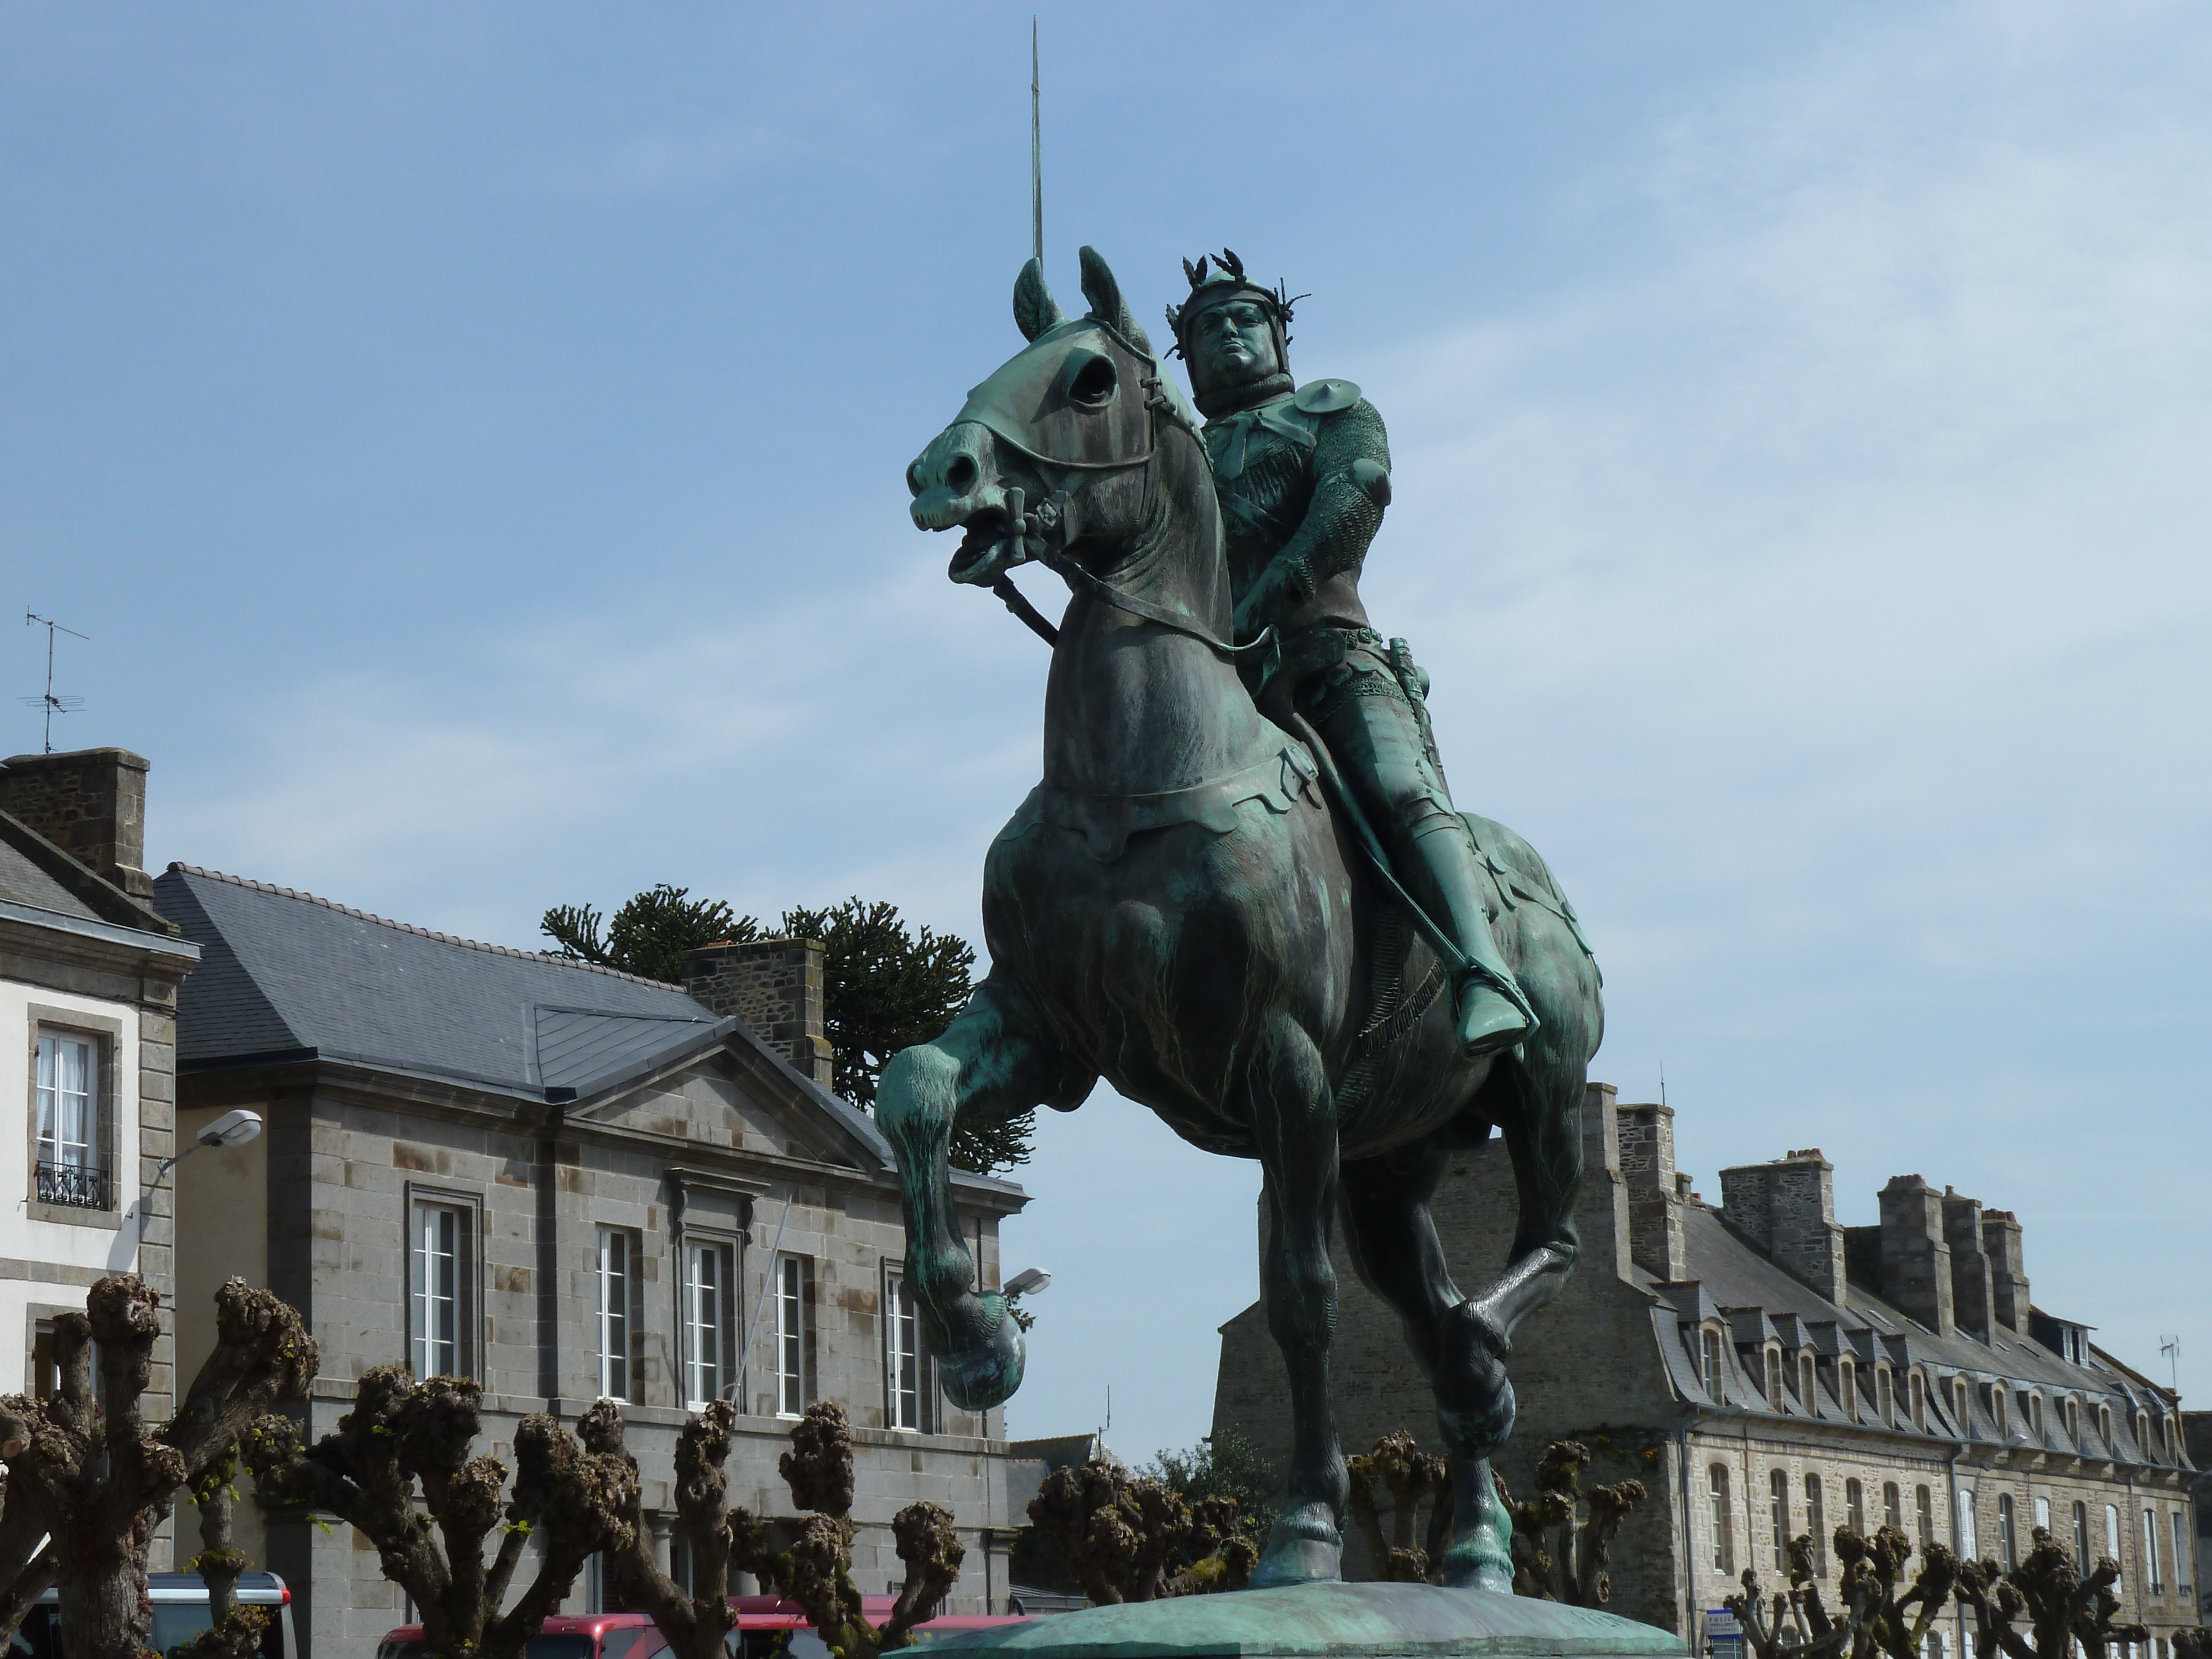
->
<box><xmin>0</xmin><ymin>973</ymin><xmax>145</xmax><ymax>1394</ymax></box>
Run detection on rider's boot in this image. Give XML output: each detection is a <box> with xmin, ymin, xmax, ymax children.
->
<box><xmin>1405</xmin><ymin>814</ymin><xmax>1540</xmax><ymax>1056</ymax></box>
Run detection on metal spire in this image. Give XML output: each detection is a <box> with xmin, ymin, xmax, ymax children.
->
<box><xmin>1030</xmin><ymin>19</ymin><xmax>1044</xmax><ymax>268</ymax></box>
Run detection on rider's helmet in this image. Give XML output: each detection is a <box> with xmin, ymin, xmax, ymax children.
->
<box><xmin>1166</xmin><ymin>249</ymin><xmax>1302</xmax><ymax>381</ymax></box>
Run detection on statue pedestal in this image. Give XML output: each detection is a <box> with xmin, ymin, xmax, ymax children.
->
<box><xmin>924</xmin><ymin>1583</ymin><xmax>1687</xmax><ymax>1658</ymax></box>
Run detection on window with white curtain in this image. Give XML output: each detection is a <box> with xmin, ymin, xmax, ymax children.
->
<box><xmin>1957</xmin><ymin>1487</ymin><xmax>1978</xmax><ymax>1559</ymax></box>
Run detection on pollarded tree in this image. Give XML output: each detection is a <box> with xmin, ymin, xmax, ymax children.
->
<box><xmin>1025</xmin><ymin>1454</ymin><xmax>1256</xmax><ymax>1604</ymax></box>
<box><xmin>242</xmin><ymin>1367</ymin><xmax>636</xmax><ymax>1659</ymax></box>
<box><xmin>0</xmin><ymin>1275</ymin><xmax>317</xmax><ymax>1659</ymax></box>
<box><xmin>1494</xmin><ymin>1439</ymin><xmax>1648</xmax><ymax>1606</ymax></box>
<box><xmin>585</xmin><ymin>1399</ymin><xmax>966</xmax><ymax>1659</ymax></box>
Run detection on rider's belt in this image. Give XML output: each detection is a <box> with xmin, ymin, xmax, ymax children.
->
<box><xmin>1000</xmin><ymin>743</ymin><xmax>1322</xmax><ymax>863</ymax></box>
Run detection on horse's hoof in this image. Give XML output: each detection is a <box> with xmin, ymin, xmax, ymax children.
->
<box><xmin>934</xmin><ymin>1292</ymin><xmax>1025</xmax><ymax>1411</ymax></box>
<box><xmin>1252</xmin><ymin>1501</ymin><xmax>1342</xmax><ymax>1587</ymax></box>
<box><xmin>1439</xmin><ymin>1457</ymin><xmax>1514</xmax><ymax>1593</ymax></box>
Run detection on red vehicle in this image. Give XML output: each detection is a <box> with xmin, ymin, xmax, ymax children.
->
<box><xmin>377</xmin><ymin>1597</ymin><xmax>1026</xmax><ymax>1659</ymax></box>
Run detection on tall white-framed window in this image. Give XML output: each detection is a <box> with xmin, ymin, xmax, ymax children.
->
<box><xmin>1883</xmin><ymin>1481</ymin><xmax>1902</xmax><ymax>1532</ymax></box>
<box><xmin>2172</xmin><ymin>1511</ymin><xmax>2189</xmax><ymax>1595</ymax></box>
<box><xmin>34</xmin><ymin>1030</ymin><xmax>107</xmax><ymax>1209</ymax></box>
<box><xmin>2142</xmin><ymin>1508</ymin><xmax>2161</xmax><ymax>1593</ymax></box>
<box><xmin>2104</xmin><ymin>1504</ymin><xmax>2122</xmax><ymax>1588</ymax></box>
<box><xmin>2073</xmin><ymin>1501</ymin><xmax>2090</xmax><ymax>1567</ymax></box>
<box><xmin>1805</xmin><ymin>1475</ymin><xmax>1827</xmax><ymax>1573</ymax></box>
<box><xmin>1916</xmin><ymin>1485</ymin><xmax>1934</xmax><ymax>1550</ymax></box>
<box><xmin>409</xmin><ymin>1198</ymin><xmax>473</xmax><ymax>1379</ymax></box>
<box><xmin>1956</xmin><ymin>1486</ymin><xmax>1978</xmax><ymax>1559</ymax></box>
<box><xmin>597</xmin><ymin>1226</ymin><xmax>641</xmax><ymax>1402</ymax></box>
<box><xmin>1846</xmin><ymin>1477</ymin><xmax>1865</xmax><ymax>1536</ymax></box>
<box><xmin>885</xmin><ymin>1267</ymin><xmax>930</xmax><ymax>1432</ymax></box>
<box><xmin>1999</xmin><ymin>1494</ymin><xmax>2018</xmax><ymax>1569</ymax></box>
<box><xmin>774</xmin><ymin>1253</ymin><xmax>811</xmax><ymax>1418</ymax></box>
<box><xmin>683</xmin><ymin>1239</ymin><xmax>736</xmax><ymax>1412</ymax></box>
<box><xmin>1708</xmin><ymin>1464</ymin><xmax>1734</xmax><ymax>1572</ymax></box>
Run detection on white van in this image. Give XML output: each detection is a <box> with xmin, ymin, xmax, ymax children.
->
<box><xmin>13</xmin><ymin>1572</ymin><xmax>296</xmax><ymax>1659</ymax></box>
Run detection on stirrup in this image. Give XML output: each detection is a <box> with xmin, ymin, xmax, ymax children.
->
<box><xmin>1454</xmin><ymin>973</ymin><xmax>1533</xmax><ymax>1056</ymax></box>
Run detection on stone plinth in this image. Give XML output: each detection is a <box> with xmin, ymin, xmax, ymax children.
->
<box><xmin>914</xmin><ymin>1582</ymin><xmax>1685</xmax><ymax>1658</ymax></box>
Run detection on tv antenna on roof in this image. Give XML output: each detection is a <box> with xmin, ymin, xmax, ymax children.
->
<box><xmin>2159</xmin><ymin>1334</ymin><xmax>2179</xmax><ymax>1393</ymax></box>
<box><xmin>22</xmin><ymin>611</ymin><xmax>88</xmax><ymax>754</ymax></box>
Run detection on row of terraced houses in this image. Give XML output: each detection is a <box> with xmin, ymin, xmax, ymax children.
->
<box><xmin>4</xmin><ymin>743</ymin><xmax>2205</xmax><ymax>1658</ymax></box>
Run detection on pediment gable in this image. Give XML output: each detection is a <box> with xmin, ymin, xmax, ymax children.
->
<box><xmin>570</xmin><ymin>1034</ymin><xmax>888</xmax><ymax>1174</ymax></box>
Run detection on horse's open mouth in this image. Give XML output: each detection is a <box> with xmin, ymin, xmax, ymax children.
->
<box><xmin>946</xmin><ymin>508</ymin><xmax>1013</xmax><ymax>585</ymax></box>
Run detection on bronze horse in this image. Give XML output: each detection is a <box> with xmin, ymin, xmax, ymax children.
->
<box><xmin>881</xmin><ymin>247</ymin><xmax>1603</xmax><ymax>1590</ymax></box>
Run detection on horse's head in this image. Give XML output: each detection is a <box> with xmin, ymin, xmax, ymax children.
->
<box><xmin>910</xmin><ymin>246</ymin><xmax>1200</xmax><ymax>588</ymax></box>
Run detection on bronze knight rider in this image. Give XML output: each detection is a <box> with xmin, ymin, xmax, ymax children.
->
<box><xmin>1168</xmin><ymin>251</ymin><xmax>1537</xmax><ymax>1055</ymax></box>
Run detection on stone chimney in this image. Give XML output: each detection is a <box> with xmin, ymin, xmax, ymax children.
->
<box><xmin>1980</xmin><ymin>1210</ymin><xmax>2029</xmax><ymax>1334</ymax></box>
<box><xmin>1617</xmin><ymin>1100</ymin><xmax>1688</xmax><ymax>1280</ymax></box>
<box><xmin>0</xmin><ymin>747</ymin><xmax>154</xmax><ymax>899</ymax></box>
<box><xmin>1720</xmin><ymin>1149</ymin><xmax>1846</xmax><ymax>1302</ymax></box>
<box><xmin>1941</xmin><ymin>1187</ymin><xmax>1996</xmax><ymax>1339</ymax></box>
<box><xmin>1877</xmin><ymin>1175</ymin><xmax>1955</xmax><ymax>1336</ymax></box>
<box><xmin>685</xmin><ymin>938</ymin><xmax>834</xmax><ymax>1089</ymax></box>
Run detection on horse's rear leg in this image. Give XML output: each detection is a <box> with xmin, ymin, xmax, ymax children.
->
<box><xmin>1340</xmin><ymin>1137</ymin><xmax>1515</xmax><ymax>1592</ymax></box>
<box><xmin>1248</xmin><ymin>1011</ymin><xmax>1350</xmax><ymax>1588</ymax></box>
<box><xmin>877</xmin><ymin>976</ymin><xmax>1092</xmax><ymax>1411</ymax></box>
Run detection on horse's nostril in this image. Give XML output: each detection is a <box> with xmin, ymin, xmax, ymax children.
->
<box><xmin>947</xmin><ymin>455</ymin><xmax>979</xmax><ymax>492</ymax></box>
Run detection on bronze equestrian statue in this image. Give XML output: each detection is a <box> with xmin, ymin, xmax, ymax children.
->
<box><xmin>883</xmin><ymin>246</ymin><xmax>1603</xmax><ymax>1592</ymax></box>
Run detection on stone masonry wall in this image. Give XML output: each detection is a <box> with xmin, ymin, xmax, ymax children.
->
<box><xmin>0</xmin><ymin>748</ymin><xmax>154</xmax><ymax>899</ymax></box>
<box><xmin>686</xmin><ymin>938</ymin><xmax>835</xmax><ymax>1087</ymax></box>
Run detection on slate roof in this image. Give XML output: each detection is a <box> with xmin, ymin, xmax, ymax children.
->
<box><xmin>149</xmin><ymin>864</ymin><xmax>1024</xmax><ymax>1201</ymax></box>
<box><xmin>157</xmin><ymin>864</ymin><xmax>730</xmax><ymax>1097</ymax></box>
<box><xmin>1650</xmin><ymin>1202</ymin><xmax>2189</xmax><ymax>1469</ymax></box>
<box><xmin>1</xmin><ymin>808</ymin><xmax>176</xmax><ymax>935</ymax></box>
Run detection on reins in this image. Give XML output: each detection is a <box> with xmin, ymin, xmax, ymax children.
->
<box><xmin>980</xmin><ymin>383</ymin><xmax>1275</xmax><ymax>666</ymax></box>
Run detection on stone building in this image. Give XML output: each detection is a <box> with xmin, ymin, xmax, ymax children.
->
<box><xmin>0</xmin><ymin>748</ymin><xmax>194</xmax><ymax>1427</ymax></box>
<box><xmin>156</xmin><ymin>864</ymin><xmax>1029</xmax><ymax>1658</ymax></box>
<box><xmin>1213</xmin><ymin>1083</ymin><xmax>2198</xmax><ymax>1656</ymax></box>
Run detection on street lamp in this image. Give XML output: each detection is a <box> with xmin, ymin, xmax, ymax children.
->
<box><xmin>152</xmin><ymin>1108</ymin><xmax>264</xmax><ymax>1185</ymax></box>
<box><xmin>1004</xmin><ymin>1266</ymin><xmax>1051</xmax><ymax>1298</ymax></box>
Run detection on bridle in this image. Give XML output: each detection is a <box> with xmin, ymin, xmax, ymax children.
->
<box><xmin>977</xmin><ymin>364</ymin><xmax>1274</xmax><ymax>667</ymax></box>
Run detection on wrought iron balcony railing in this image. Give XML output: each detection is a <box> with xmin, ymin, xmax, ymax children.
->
<box><xmin>36</xmin><ymin>1160</ymin><xmax>111</xmax><ymax>1211</ymax></box>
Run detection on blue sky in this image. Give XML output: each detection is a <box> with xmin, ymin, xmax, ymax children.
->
<box><xmin>6</xmin><ymin>3</ymin><xmax>2208</xmax><ymax>1465</ymax></box>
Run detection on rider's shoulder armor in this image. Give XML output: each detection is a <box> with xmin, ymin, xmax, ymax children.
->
<box><xmin>1292</xmin><ymin>378</ymin><xmax>1361</xmax><ymax>415</ymax></box>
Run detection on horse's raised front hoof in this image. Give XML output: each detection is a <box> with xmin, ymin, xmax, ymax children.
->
<box><xmin>1439</xmin><ymin>1457</ymin><xmax>1515</xmax><ymax>1594</ymax></box>
<box><xmin>933</xmin><ymin>1291</ymin><xmax>1026</xmax><ymax>1412</ymax></box>
<box><xmin>1251</xmin><ymin>1500</ymin><xmax>1342</xmax><ymax>1587</ymax></box>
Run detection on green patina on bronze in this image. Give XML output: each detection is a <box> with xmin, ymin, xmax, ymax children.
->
<box><xmin>885</xmin><ymin>247</ymin><xmax>1604</xmax><ymax>1597</ymax></box>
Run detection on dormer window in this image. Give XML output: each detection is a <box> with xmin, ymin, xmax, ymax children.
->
<box><xmin>1910</xmin><ymin>1369</ymin><xmax>1927</xmax><ymax>1430</ymax></box>
<box><xmin>1953</xmin><ymin>1376</ymin><xmax>1971</xmax><ymax>1428</ymax></box>
<box><xmin>1877</xmin><ymin>1365</ymin><xmax>1894</xmax><ymax>1425</ymax></box>
<box><xmin>1700</xmin><ymin>1327</ymin><xmax>1724</xmax><ymax>1397</ymax></box>
<box><xmin>1989</xmin><ymin>1384</ymin><xmax>2010</xmax><ymax>1437</ymax></box>
<box><xmin>2065</xmin><ymin>1397</ymin><xmax>2081</xmax><ymax>1442</ymax></box>
<box><xmin>2099</xmin><ymin>1404</ymin><xmax>2113</xmax><ymax>1446</ymax></box>
<box><xmin>1766</xmin><ymin>1346</ymin><xmax>1786</xmax><ymax>1408</ymax></box>
<box><xmin>1840</xmin><ymin>1357</ymin><xmax>1858</xmax><ymax>1418</ymax></box>
<box><xmin>1799</xmin><ymin>1352</ymin><xmax>1816</xmax><ymax>1407</ymax></box>
<box><xmin>2028</xmin><ymin>1394</ymin><xmax>2044</xmax><ymax>1441</ymax></box>
<box><xmin>2133</xmin><ymin>1410</ymin><xmax>2150</xmax><ymax>1452</ymax></box>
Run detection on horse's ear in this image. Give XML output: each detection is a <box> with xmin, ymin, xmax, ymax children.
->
<box><xmin>1013</xmin><ymin>258</ymin><xmax>1063</xmax><ymax>342</ymax></box>
<box><xmin>1079</xmin><ymin>245</ymin><xmax>1155</xmax><ymax>357</ymax></box>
